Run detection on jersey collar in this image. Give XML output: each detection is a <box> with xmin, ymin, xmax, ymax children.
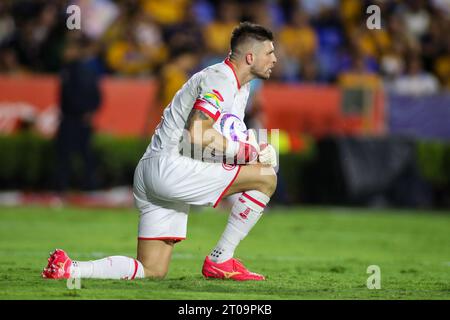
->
<box><xmin>224</xmin><ymin>57</ymin><xmax>241</xmax><ymax>90</ymax></box>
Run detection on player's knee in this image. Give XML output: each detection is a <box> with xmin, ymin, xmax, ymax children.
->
<box><xmin>258</xmin><ymin>170</ymin><xmax>277</xmax><ymax>197</ymax></box>
<box><xmin>143</xmin><ymin>266</ymin><xmax>168</xmax><ymax>279</ymax></box>
<box><xmin>267</xmin><ymin>171</ymin><xmax>278</xmax><ymax>195</ymax></box>
<box><xmin>139</xmin><ymin>259</ymin><xmax>169</xmax><ymax>279</ymax></box>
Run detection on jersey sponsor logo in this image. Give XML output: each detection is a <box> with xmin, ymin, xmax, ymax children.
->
<box><xmin>222</xmin><ymin>163</ymin><xmax>236</xmax><ymax>171</ymax></box>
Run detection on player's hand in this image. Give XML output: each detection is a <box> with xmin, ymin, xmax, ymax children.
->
<box><xmin>246</xmin><ymin>129</ymin><xmax>260</xmax><ymax>151</ymax></box>
<box><xmin>235</xmin><ymin>129</ymin><xmax>260</xmax><ymax>164</ymax></box>
<box><xmin>258</xmin><ymin>143</ymin><xmax>277</xmax><ymax>167</ymax></box>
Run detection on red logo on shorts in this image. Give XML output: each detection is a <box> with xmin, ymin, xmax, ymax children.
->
<box><xmin>222</xmin><ymin>163</ymin><xmax>236</xmax><ymax>171</ymax></box>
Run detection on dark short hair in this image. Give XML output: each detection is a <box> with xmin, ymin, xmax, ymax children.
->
<box><xmin>230</xmin><ymin>22</ymin><xmax>273</xmax><ymax>57</ymax></box>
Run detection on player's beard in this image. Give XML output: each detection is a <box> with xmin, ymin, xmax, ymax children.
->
<box><xmin>251</xmin><ymin>66</ymin><xmax>271</xmax><ymax>80</ymax></box>
<box><xmin>252</xmin><ymin>70</ymin><xmax>270</xmax><ymax>80</ymax></box>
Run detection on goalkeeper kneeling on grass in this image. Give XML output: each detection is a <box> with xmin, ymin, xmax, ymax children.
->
<box><xmin>42</xmin><ymin>22</ymin><xmax>278</xmax><ymax>281</ymax></box>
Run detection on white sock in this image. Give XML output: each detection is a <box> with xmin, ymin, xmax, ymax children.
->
<box><xmin>70</xmin><ymin>256</ymin><xmax>145</xmax><ymax>280</ymax></box>
<box><xmin>209</xmin><ymin>190</ymin><xmax>270</xmax><ymax>263</ymax></box>
<box><xmin>225</xmin><ymin>193</ymin><xmax>241</xmax><ymax>206</ymax></box>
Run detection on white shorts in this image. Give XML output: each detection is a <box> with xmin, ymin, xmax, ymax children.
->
<box><xmin>133</xmin><ymin>153</ymin><xmax>241</xmax><ymax>242</ymax></box>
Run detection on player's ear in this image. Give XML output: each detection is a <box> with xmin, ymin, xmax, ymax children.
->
<box><xmin>245</xmin><ymin>53</ymin><xmax>253</xmax><ymax>65</ymax></box>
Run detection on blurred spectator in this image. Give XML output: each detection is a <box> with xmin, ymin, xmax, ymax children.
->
<box><xmin>434</xmin><ymin>38</ymin><xmax>450</xmax><ymax>89</ymax></box>
<box><xmin>0</xmin><ymin>2</ymin><xmax>15</xmax><ymax>46</ymax></box>
<box><xmin>401</xmin><ymin>0</ymin><xmax>431</xmax><ymax>40</ymax></box>
<box><xmin>431</xmin><ymin>0</ymin><xmax>450</xmax><ymax>15</ymax></box>
<box><xmin>164</xmin><ymin>2</ymin><xmax>205</xmax><ymax>59</ymax></box>
<box><xmin>0</xmin><ymin>0</ymin><xmax>447</xmax><ymax>93</ymax></box>
<box><xmin>349</xmin><ymin>25</ymin><xmax>391</xmax><ymax>62</ymax></box>
<box><xmin>142</xmin><ymin>0</ymin><xmax>189</xmax><ymax>26</ymax></box>
<box><xmin>339</xmin><ymin>0</ymin><xmax>362</xmax><ymax>34</ymax></box>
<box><xmin>202</xmin><ymin>1</ymin><xmax>240</xmax><ymax>64</ymax></box>
<box><xmin>314</xmin><ymin>14</ymin><xmax>344</xmax><ymax>80</ymax></box>
<box><xmin>158</xmin><ymin>46</ymin><xmax>199</xmax><ymax>108</ymax></box>
<box><xmin>55</xmin><ymin>33</ymin><xmax>101</xmax><ymax>192</ymax></box>
<box><xmin>105</xmin><ymin>13</ymin><xmax>166</xmax><ymax>76</ymax></box>
<box><xmin>0</xmin><ymin>48</ymin><xmax>25</xmax><ymax>74</ymax></box>
<box><xmin>339</xmin><ymin>53</ymin><xmax>381</xmax><ymax>89</ymax></box>
<box><xmin>299</xmin><ymin>57</ymin><xmax>321</xmax><ymax>83</ymax></box>
<box><xmin>191</xmin><ymin>0</ymin><xmax>215</xmax><ymax>26</ymax></box>
<box><xmin>386</xmin><ymin>13</ymin><xmax>420</xmax><ymax>57</ymax></box>
<box><xmin>339</xmin><ymin>32</ymin><xmax>379</xmax><ymax>76</ymax></box>
<box><xmin>380</xmin><ymin>42</ymin><xmax>405</xmax><ymax>82</ymax></box>
<box><xmin>243</xmin><ymin>0</ymin><xmax>282</xmax><ymax>31</ymax></box>
<box><xmin>10</xmin><ymin>2</ymin><xmax>65</xmax><ymax>72</ymax></box>
<box><xmin>278</xmin><ymin>9</ymin><xmax>317</xmax><ymax>82</ymax></box>
<box><xmin>300</xmin><ymin>0</ymin><xmax>338</xmax><ymax>20</ymax></box>
<box><xmin>391</xmin><ymin>55</ymin><xmax>439</xmax><ymax>96</ymax></box>
<box><xmin>420</xmin><ymin>18</ymin><xmax>444</xmax><ymax>72</ymax></box>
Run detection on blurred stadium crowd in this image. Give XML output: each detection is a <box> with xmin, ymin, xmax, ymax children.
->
<box><xmin>0</xmin><ymin>0</ymin><xmax>449</xmax><ymax>99</ymax></box>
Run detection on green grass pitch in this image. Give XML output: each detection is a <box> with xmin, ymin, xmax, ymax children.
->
<box><xmin>0</xmin><ymin>205</ymin><xmax>449</xmax><ymax>300</ymax></box>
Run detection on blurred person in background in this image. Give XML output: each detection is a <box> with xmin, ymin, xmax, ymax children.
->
<box><xmin>391</xmin><ymin>55</ymin><xmax>440</xmax><ymax>96</ymax></box>
<box><xmin>420</xmin><ymin>11</ymin><xmax>450</xmax><ymax>90</ymax></box>
<box><xmin>278</xmin><ymin>8</ymin><xmax>317</xmax><ymax>82</ymax></box>
<box><xmin>0</xmin><ymin>47</ymin><xmax>25</xmax><ymax>74</ymax></box>
<box><xmin>142</xmin><ymin>0</ymin><xmax>189</xmax><ymax>26</ymax></box>
<box><xmin>308</xmin><ymin>0</ymin><xmax>344</xmax><ymax>82</ymax></box>
<box><xmin>400</xmin><ymin>0</ymin><xmax>431</xmax><ymax>40</ymax></box>
<box><xmin>299</xmin><ymin>57</ymin><xmax>321</xmax><ymax>82</ymax></box>
<box><xmin>202</xmin><ymin>1</ymin><xmax>241</xmax><ymax>65</ymax></box>
<box><xmin>385</xmin><ymin>12</ymin><xmax>421</xmax><ymax>59</ymax></box>
<box><xmin>380</xmin><ymin>41</ymin><xmax>406</xmax><ymax>87</ymax></box>
<box><xmin>433</xmin><ymin>37</ymin><xmax>450</xmax><ymax>90</ymax></box>
<box><xmin>158</xmin><ymin>45</ymin><xmax>200</xmax><ymax>109</ymax></box>
<box><xmin>299</xmin><ymin>0</ymin><xmax>339</xmax><ymax>20</ymax></box>
<box><xmin>163</xmin><ymin>1</ymin><xmax>205</xmax><ymax>63</ymax></box>
<box><xmin>0</xmin><ymin>1</ymin><xmax>15</xmax><ymax>47</ymax></box>
<box><xmin>55</xmin><ymin>33</ymin><xmax>101</xmax><ymax>193</ymax></box>
<box><xmin>11</xmin><ymin>1</ymin><xmax>65</xmax><ymax>72</ymax></box>
<box><xmin>105</xmin><ymin>20</ymin><xmax>164</xmax><ymax>76</ymax></box>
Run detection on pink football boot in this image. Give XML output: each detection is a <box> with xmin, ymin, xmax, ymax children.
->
<box><xmin>202</xmin><ymin>256</ymin><xmax>265</xmax><ymax>281</ymax></box>
<box><xmin>42</xmin><ymin>249</ymin><xmax>72</xmax><ymax>279</ymax></box>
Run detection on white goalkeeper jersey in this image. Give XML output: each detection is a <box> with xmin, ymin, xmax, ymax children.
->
<box><xmin>142</xmin><ymin>58</ymin><xmax>250</xmax><ymax>158</ymax></box>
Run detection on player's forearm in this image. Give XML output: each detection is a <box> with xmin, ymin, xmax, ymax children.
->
<box><xmin>189</xmin><ymin>119</ymin><xmax>228</xmax><ymax>154</ymax></box>
<box><xmin>190</xmin><ymin>123</ymin><xmax>258</xmax><ymax>164</ymax></box>
<box><xmin>186</xmin><ymin>109</ymin><xmax>258</xmax><ymax>163</ymax></box>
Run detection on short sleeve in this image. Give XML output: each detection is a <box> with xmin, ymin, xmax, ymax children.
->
<box><xmin>193</xmin><ymin>70</ymin><xmax>235</xmax><ymax>121</ymax></box>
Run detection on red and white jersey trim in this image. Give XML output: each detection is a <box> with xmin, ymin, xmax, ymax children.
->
<box><xmin>193</xmin><ymin>99</ymin><xmax>221</xmax><ymax>121</ymax></box>
<box><xmin>224</xmin><ymin>58</ymin><xmax>241</xmax><ymax>89</ymax></box>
